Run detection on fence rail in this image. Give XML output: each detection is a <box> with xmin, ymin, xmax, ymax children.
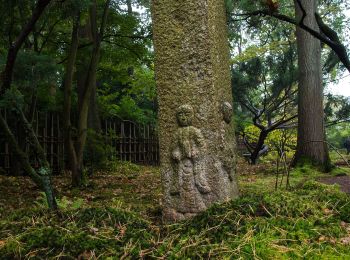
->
<box><xmin>0</xmin><ymin>110</ymin><xmax>159</xmax><ymax>175</ymax></box>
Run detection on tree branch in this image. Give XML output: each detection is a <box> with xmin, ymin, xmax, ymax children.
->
<box><xmin>233</xmin><ymin>9</ymin><xmax>350</xmax><ymax>72</ymax></box>
<box><xmin>0</xmin><ymin>0</ymin><xmax>52</xmax><ymax>94</ymax></box>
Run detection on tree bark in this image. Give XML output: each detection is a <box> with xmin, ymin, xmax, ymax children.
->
<box><xmin>293</xmin><ymin>0</ymin><xmax>330</xmax><ymax>170</ymax></box>
<box><xmin>250</xmin><ymin>130</ymin><xmax>268</xmax><ymax>164</ymax></box>
<box><xmin>63</xmin><ymin>14</ymin><xmax>80</xmax><ymax>186</ymax></box>
<box><xmin>73</xmin><ymin>0</ymin><xmax>111</xmax><ymax>186</ymax></box>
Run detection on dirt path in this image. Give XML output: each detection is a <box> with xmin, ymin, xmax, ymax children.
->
<box><xmin>319</xmin><ymin>176</ymin><xmax>350</xmax><ymax>194</ymax></box>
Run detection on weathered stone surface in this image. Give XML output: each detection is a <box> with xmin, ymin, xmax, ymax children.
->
<box><xmin>152</xmin><ymin>0</ymin><xmax>239</xmax><ymax>221</ymax></box>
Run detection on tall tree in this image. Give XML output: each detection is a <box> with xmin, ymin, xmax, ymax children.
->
<box><xmin>63</xmin><ymin>0</ymin><xmax>111</xmax><ymax>187</ymax></box>
<box><xmin>152</xmin><ymin>0</ymin><xmax>239</xmax><ymax>221</ymax></box>
<box><xmin>63</xmin><ymin>12</ymin><xmax>80</xmax><ymax>187</ymax></box>
<box><xmin>293</xmin><ymin>0</ymin><xmax>330</xmax><ymax>170</ymax></box>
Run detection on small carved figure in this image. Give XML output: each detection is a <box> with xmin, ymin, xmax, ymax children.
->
<box><xmin>221</xmin><ymin>102</ymin><xmax>233</xmax><ymax>124</ymax></box>
<box><xmin>170</xmin><ymin>104</ymin><xmax>210</xmax><ymax>213</ymax></box>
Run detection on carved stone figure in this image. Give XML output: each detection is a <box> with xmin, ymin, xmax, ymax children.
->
<box><xmin>222</xmin><ymin>102</ymin><xmax>233</xmax><ymax>124</ymax></box>
<box><xmin>171</xmin><ymin>105</ymin><xmax>210</xmax><ymax>214</ymax></box>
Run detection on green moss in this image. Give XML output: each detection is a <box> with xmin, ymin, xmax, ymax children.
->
<box><xmin>152</xmin><ymin>180</ymin><xmax>350</xmax><ymax>258</ymax></box>
<box><xmin>0</xmin><ymin>207</ymin><xmax>156</xmax><ymax>258</ymax></box>
<box><xmin>1</xmin><ymin>167</ymin><xmax>350</xmax><ymax>259</ymax></box>
<box><xmin>293</xmin><ymin>156</ymin><xmax>333</xmax><ymax>173</ymax></box>
<box><xmin>330</xmin><ymin>167</ymin><xmax>350</xmax><ymax>176</ymax></box>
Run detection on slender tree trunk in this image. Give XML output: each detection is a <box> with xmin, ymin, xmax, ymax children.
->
<box><xmin>293</xmin><ymin>0</ymin><xmax>331</xmax><ymax>170</ymax></box>
<box><xmin>76</xmin><ymin>42</ymin><xmax>101</xmax><ymax>179</ymax></box>
<box><xmin>63</xmin><ymin>14</ymin><xmax>80</xmax><ymax>186</ymax></box>
<box><xmin>72</xmin><ymin>0</ymin><xmax>111</xmax><ymax>186</ymax></box>
<box><xmin>0</xmin><ymin>113</ymin><xmax>58</xmax><ymax>209</ymax></box>
<box><xmin>0</xmin><ymin>0</ymin><xmax>57</xmax><ymax>209</ymax></box>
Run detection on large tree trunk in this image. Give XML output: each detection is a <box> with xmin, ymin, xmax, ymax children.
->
<box><xmin>152</xmin><ymin>0</ymin><xmax>239</xmax><ymax>221</ymax></box>
<box><xmin>293</xmin><ymin>0</ymin><xmax>330</xmax><ymax>170</ymax></box>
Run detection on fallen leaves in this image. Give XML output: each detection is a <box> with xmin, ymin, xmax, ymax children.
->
<box><xmin>322</xmin><ymin>208</ymin><xmax>333</xmax><ymax>215</ymax></box>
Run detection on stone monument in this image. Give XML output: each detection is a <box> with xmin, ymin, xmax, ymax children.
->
<box><xmin>152</xmin><ymin>0</ymin><xmax>239</xmax><ymax>221</ymax></box>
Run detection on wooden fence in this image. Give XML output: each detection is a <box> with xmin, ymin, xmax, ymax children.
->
<box><xmin>0</xmin><ymin>111</ymin><xmax>159</xmax><ymax>175</ymax></box>
<box><xmin>102</xmin><ymin>119</ymin><xmax>159</xmax><ymax>165</ymax></box>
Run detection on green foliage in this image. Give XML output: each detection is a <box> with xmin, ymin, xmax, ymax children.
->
<box><xmin>244</xmin><ymin>124</ymin><xmax>297</xmax><ymax>159</ymax></box>
<box><xmin>84</xmin><ymin>129</ymin><xmax>117</xmax><ymax>169</ymax></box>
<box><xmin>327</xmin><ymin>122</ymin><xmax>350</xmax><ymax>148</ymax></box>
<box><xmin>13</xmin><ymin>51</ymin><xmax>60</xmax><ymax>87</ymax></box>
<box><xmin>10</xmin><ymin>51</ymin><xmax>63</xmax><ymax>111</ymax></box>
<box><xmin>325</xmin><ymin>95</ymin><xmax>350</xmax><ymax>126</ymax></box>
<box><xmin>35</xmin><ymin>192</ymin><xmax>85</xmax><ymax>210</ymax></box>
<box><xmin>98</xmin><ymin>66</ymin><xmax>156</xmax><ymax>124</ymax></box>
<box><xmin>0</xmin><ymin>87</ymin><xmax>24</xmax><ymax>111</ymax></box>
<box><xmin>230</xmin><ymin>0</ymin><xmax>349</xmax><ymax>146</ymax></box>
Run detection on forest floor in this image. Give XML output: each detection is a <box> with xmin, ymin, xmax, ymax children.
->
<box><xmin>1</xmin><ymin>158</ymin><xmax>350</xmax><ymax>259</ymax></box>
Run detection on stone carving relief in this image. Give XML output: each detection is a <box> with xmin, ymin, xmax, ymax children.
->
<box><xmin>170</xmin><ymin>104</ymin><xmax>211</xmax><ymax>214</ymax></box>
<box><xmin>218</xmin><ymin>102</ymin><xmax>235</xmax><ymax>182</ymax></box>
<box><xmin>221</xmin><ymin>101</ymin><xmax>233</xmax><ymax>124</ymax></box>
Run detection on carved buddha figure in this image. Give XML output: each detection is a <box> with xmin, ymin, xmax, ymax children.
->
<box><xmin>171</xmin><ymin>105</ymin><xmax>210</xmax><ymax>214</ymax></box>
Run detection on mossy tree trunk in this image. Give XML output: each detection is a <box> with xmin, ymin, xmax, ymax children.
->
<box><xmin>152</xmin><ymin>0</ymin><xmax>239</xmax><ymax>221</ymax></box>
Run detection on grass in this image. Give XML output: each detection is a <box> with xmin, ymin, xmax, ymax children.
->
<box><xmin>1</xmin><ymin>159</ymin><xmax>350</xmax><ymax>259</ymax></box>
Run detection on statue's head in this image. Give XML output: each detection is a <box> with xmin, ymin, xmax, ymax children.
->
<box><xmin>176</xmin><ymin>104</ymin><xmax>194</xmax><ymax>127</ymax></box>
<box><xmin>222</xmin><ymin>102</ymin><xmax>233</xmax><ymax>124</ymax></box>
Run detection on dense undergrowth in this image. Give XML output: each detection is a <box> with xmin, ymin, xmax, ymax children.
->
<box><xmin>1</xmin><ymin>162</ymin><xmax>350</xmax><ymax>259</ymax></box>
